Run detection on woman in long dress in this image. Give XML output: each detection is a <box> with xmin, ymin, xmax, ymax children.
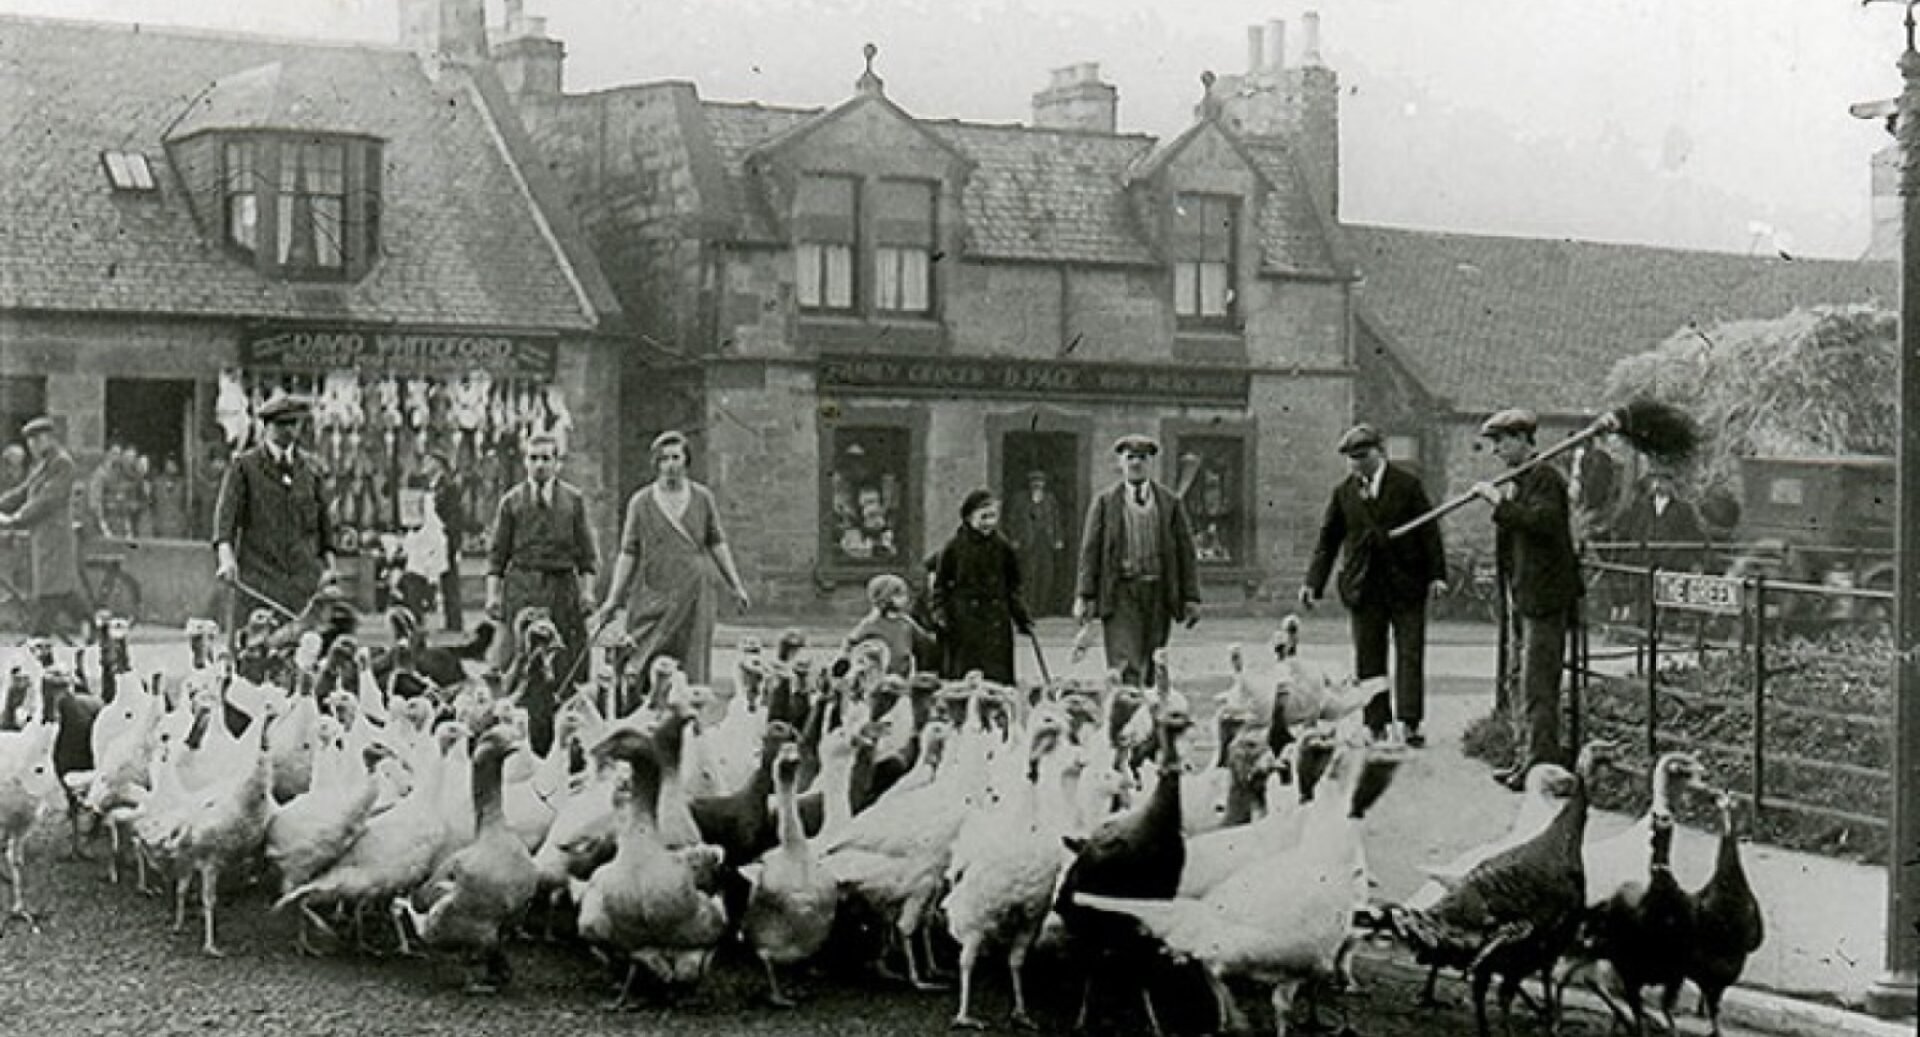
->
<box><xmin>593</xmin><ymin>431</ymin><xmax>751</xmax><ymax>694</ymax></box>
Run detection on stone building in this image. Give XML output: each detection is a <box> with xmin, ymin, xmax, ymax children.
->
<box><xmin>510</xmin><ymin>16</ymin><xmax>1359</xmax><ymax>612</ymax></box>
<box><xmin>0</xmin><ymin>10</ymin><xmax>623</xmax><ymax>623</ymax></box>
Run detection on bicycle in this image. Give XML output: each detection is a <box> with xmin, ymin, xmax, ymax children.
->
<box><xmin>80</xmin><ymin>546</ymin><xmax>142</xmax><ymax>625</ymax></box>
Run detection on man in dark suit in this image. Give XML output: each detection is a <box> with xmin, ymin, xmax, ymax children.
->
<box><xmin>1073</xmin><ymin>434</ymin><xmax>1200</xmax><ymax>687</ymax></box>
<box><xmin>1298</xmin><ymin>423</ymin><xmax>1448</xmax><ymax>746</ymax></box>
<box><xmin>1472</xmin><ymin>408</ymin><xmax>1583</xmax><ymax>790</ymax></box>
<box><xmin>486</xmin><ymin>433</ymin><xmax>599</xmax><ymax>682</ymax></box>
<box><xmin>214</xmin><ymin>396</ymin><xmax>335</xmax><ymax>634</ymax></box>
<box><xmin>0</xmin><ymin>417</ymin><xmax>87</xmax><ymax>640</ymax></box>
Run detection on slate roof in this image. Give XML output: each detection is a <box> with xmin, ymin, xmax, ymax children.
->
<box><xmin>692</xmin><ymin>93</ymin><xmax>1342</xmax><ymax>274</ymax></box>
<box><xmin>1346</xmin><ymin>225</ymin><xmax>1898</xmax><ymax>415</ymax></box>
<box><xmin>0</xmin><ymin>15</ymin><xmax>613</xmax><ymax>330</ymax></box>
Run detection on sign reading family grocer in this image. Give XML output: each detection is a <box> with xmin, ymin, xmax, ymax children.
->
<box><xmin>242</xmin><ymin>326</ymin><xmax>559</xmax><ymax>379</ymax></box>
<box><xmin>819</xmin><ymin>354</ymin><xmax>1251</xmax><ymax>406</ymax></box>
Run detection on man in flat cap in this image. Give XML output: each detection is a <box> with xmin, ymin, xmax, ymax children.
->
<box><xmin>214</xmin><ymin>395</ymin><xmax>335</xmax><ymax>633</ymax></box>
<box><xmin>1074</xmin><ymin>433</ymin><xmax>1200</xmax><ymax>687</ymax></box>
<box><xmin>0</xmin><ymin>417</ymin><xmax>87</xmax><ymax>639</ymax></box>
<box><xmin>1472</xmin><ymin>408</ymin><xmax>1582</xmax><ymax>790</ymax></box>
<box><xmin>1299</xmin><ymin>423</ymin><xmax>1448</xmax><ymax>746</ymax></box>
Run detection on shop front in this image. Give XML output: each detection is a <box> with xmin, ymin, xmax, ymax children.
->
<box><xmin>716</xmin><ymin>352</ymin><xmax>1285</xmax><ymax>613</ymax></box>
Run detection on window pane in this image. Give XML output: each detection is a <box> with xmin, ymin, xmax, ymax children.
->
<box><xmin>1176</xmin><ymin>436</ymin><xmax>1245</xmax><ymax>564</ymax></box>
<box><xmin>824</xmin><ymin>244</ymin><xmax>853</xmax><ymax>308</ymax></box>
<box><xmin>313</xmin><ymin>197</ymin><xmax>344</xmax><ymax>267</ymax></box>
<box><xmin>795</xmin><ymin>175</ymin><xmax>856</xmax><ymax>244</ymax></box>
<box><xmin>224</xmin><ymin>141</ymin><xmax>252</xmax><ymax>190</ymax></box>
<box><xmin>228</xmin><ymin>193</ymin><xmax>257</xmax><ymax>251</ymax></box>
<box><xmin>307</xmin><ymin>142</ymin><xmax>345</xmax><ymax>193</ymax></box>
<box><xmin>797</xmin><ymin>243</ymin><xmax>823</xmax><ymax>308</ymax></box>
<box><xmin>1199</xmin><ymin>261</ymin><xmax>1230</xmax><ymax>317</ymax></box>
<box><xmin>128</xmin><ymin>153</ymin><xmax>154</xmax><ymax>190</ymax></box>
<box><xmin>828</xmin><ymin>426</ymin><xmax>911</xmax><ymax>565</ymax></box>
<box><xmin>1173</xmin><ymin>262</ymin><xmax>1198</xmax><ymax>317</ymax></box>
<box><xmin>898</xmin><ymin>248</ymin><xmax>929</xmax><ymax>312</ymax></box>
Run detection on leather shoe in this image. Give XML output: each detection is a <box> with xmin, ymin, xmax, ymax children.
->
<box><xmin>1405</xmin><ymin>728</ymin><xmax>1427</xmax><ymax>749</ymax></box>
<box><xmin>1490</xmin><ymin>764</ymin><xmax>1522</xmax><ymax>787</ymax></box>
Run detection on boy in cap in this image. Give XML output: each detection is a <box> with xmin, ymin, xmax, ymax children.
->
<box><xmin>1471</xmin><ymin>408</ymin><xmax>1582</xmax><ymax>789</ymax></box>
<box><xmin>0</xmin><ymin>417</ymin><xmax>87</xmax><ymax>639</ymax></box>
<box><xmin>214</xmin><ymin>396</ymin><xmax>335</xmax><ymax>632</ymax></box>
<box><xmin>1073</xmin><ymin>433</ymin><xmax>1200</xmax><ymax>687</ymax></box>
<box><xmin>1299</xmin><ymin>423</ymin><xmax>1448</xmax><ymax>746</ymax></box>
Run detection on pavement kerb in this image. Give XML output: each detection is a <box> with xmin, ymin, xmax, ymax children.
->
<box><xmin>1353</xmin><ymin>948</ymin><xmax>1914</xmax><ymax>1037</ymax></box>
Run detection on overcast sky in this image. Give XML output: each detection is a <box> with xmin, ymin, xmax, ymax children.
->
<box><xmin>0</xmin><ymin>0</ymin><xmax>1905</xmax><ymax>259</ymax></box>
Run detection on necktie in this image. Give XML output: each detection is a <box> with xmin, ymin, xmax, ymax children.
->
<box><xmin>1134</xmin><ymin>484</ymin><xmax>1148</xmax><ymax>506</ymax></box>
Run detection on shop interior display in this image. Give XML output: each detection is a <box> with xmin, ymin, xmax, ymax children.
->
<box><xmin>218</xmin><ymin>367</ymin><xmax>573</xmax><ymax>556</ymax></box>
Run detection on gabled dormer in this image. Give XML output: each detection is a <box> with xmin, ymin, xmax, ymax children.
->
<box><xmin>743</xmin><ymin>46</ymin><xmax>975</xmax><ymax>350</ymax></box>
<box><xmin>164</xmin><ymin>61</ymin><xmax>386</xmax><ymax>282</ymax></box>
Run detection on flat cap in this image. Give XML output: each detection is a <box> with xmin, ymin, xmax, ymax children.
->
<box><xmin>19</xmin><ymin>416</ymin><xmax>55</xmax><ymax>437</ymax></box>
<box><xmin>1113</xmin><ymin>433</ymin><xmax>1160</xmax><ymax>457</ymax></box>
<box><xmin>257</xmin><ymin>396</ymin><xmax>312</xmax><ymax>423</ymax></box>
<box><xmin>1336</xmin><ymin>423</ymin><xmax>1383</xmax><ymax>456</ymax></box>
<box><xmin>1479</xmin><ymin>408</ymin><xmax>1538</xmax><ymax>437</ymax></box>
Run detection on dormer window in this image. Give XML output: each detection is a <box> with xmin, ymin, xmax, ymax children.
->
<box><xmin>217</xmin><ymin>132</ymin><xmax>381</xmax><ymax>280</ymax></box>
<box><xmin>101</xmin><ymin>151</ymin><xmax>157</xmax><ymax>192</ymax></box>
<box><xmin>1172</xmin><ymin>193</ymin><xmax>1237</xmax><ymax>326</ymax></box>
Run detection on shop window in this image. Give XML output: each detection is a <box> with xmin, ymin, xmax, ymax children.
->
<box><xmin>873</xmin><ymin>179</ymin><xmax>935</xmax><ymax>315</ymax></box>
<box><xmin>102</xmin><ymin>379</ymin><xmax>197</xmax><ymax>540</ymax></box>
<box><xmin>824</xmin><ymin>425</ymin><xmax>912</xmax><ymax>566</ymax></box>
<box><xmin>1172</xmin><ymin>433</ymin><xmax>1250</xmax><ymax>566</ymax></box>
<box><xmin>1172</xmin><ymin>193</ymin><xmax>1236</xmax><ymax>326</ymax></box>
<box><xmin>0</xmin><ymin>379</ymin><xmax>47</xmax><ymax>497</ymax></box>
<box><xmin>795</xmin><ymin>175</ymin><xmax>857</xmax><ymax>312</ymax></box>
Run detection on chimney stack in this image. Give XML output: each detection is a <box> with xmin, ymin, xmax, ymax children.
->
<box><xmin>492</xmin><ymin>3</ymin><xmax>564</xmax><ymax>99</ymax></box>
<box><xmin>1210</xmin><ymin>12</ymin><xmax>1340</xmax><ymax>216</ymax></box>
<box><xmin>1032</xmin><ymin>62</ymin><xmax>1119</xmax><ymax>134</ymax></box>
<box><xmin>398</xmin><ymin>0</ymin><xmax>488</xmax><ymax>64</ymax></box>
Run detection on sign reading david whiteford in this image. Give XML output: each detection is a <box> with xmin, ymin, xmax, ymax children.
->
<box><xmin>241</xmin><ymin>326</ymin><xmax>559</xmax><ymax>379</ymax></box>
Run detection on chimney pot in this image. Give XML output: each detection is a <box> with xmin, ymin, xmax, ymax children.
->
<box><xmin>1079</xmin><ymin>62</ymin><xmax>1101</xmax><ymax>84</ymax></box>
<box><xmin>1246</xmin><ymin>25</ymin><xmax>1263</xmax><ymax>75</ymax></box>
<box><xmin>1052</xmin><ymin>66</ymin><xmax>1076</xmax><ymax>89</ymax></box>
<box><xmin>1301</xmin><ymin>11</ymin><xmax>1323</xmax><ymax>66</ymax></box>
<box><xmin>1265</xmin><ymin>19</ymin><xmax>1286</xmax><ymax>71</ymax></box>
<box><xmin>1033</xmin><ymin>61</ymin><xmax>1118</xmax><ymax>133</ymax></box>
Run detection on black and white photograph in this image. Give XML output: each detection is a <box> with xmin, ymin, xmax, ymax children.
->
<box><xmin>0</xmin><ymin>1</ymin><xmax>1914</xmax><ymax>1035</ymax></box>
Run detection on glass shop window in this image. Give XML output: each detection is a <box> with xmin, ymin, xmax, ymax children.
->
<box><xmin>1173</xmin><ymin>434</ymin><xmax>1248</xmax><ymax>565</ymax></box>
<box><xmin>825</xmin><ymin>425</ymin><xmax>911</xmax><ymax>566</ymax></box>
<box><xmin>101</xmin><ymin>378</ymin><xmax>197</xmax><ymax>540</ymax></box>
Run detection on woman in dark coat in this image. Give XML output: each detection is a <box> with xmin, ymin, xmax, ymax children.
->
<box><xmin>930</xmin><ymin>490</ymin><xmax>1032</xmax><ymax>684</ymax></box>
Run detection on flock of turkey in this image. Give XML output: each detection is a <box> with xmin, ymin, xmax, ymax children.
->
<box><xmin>0</xmin><ymin>610</ymin><xmax>1764</xmax><ymax>1037</ymax></box>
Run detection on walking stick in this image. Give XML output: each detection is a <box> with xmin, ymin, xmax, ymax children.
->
<box><xmin>556</xmin><ymin>605</ymin><xmax>621</xmax><ymax>691</ymax></box>
<box><xmin>1026</xmin><ymin>629</ymin><xmax>1053</xmax><ymax>686</ymax></box>
<box><xmin>226</xmin><ymin>576</ymin><xmax>300</xmax><ymax>622</ymax></box>
<box><xmin>1389</xmin><ymin>399</ymin><xmax>1700</xmax><ymax>540</ymax></box>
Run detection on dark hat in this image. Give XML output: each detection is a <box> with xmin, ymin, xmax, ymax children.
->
<box><xmin>258</xmin><ymin>396</ymin><xmax>312</xmax><ymax>423</ymax></box>
<box><xmin>19</xmin><ymin>416</ymin><xmax>55</xmax><ymax>438</ymax></box>
<box><xmin>1478</xmin><ymin>408</ymin><xmax>1538</xmax><ymax>438</ymax></box>
<box><xmin>1113</xmin><ymin>433</ymin><xmax>1160</xmax><ymax>457</ymax></box>
<box><xmin>1336</xmin><ymin>423</ymin><xmax>1383</xmax><ymax>456</ymax></box>
<box><xmin>1026</xmin><ymin>470</ymin><xmax>1048</xmax><ymax>485</ymax></box>
<box><xmin>960</xmin><ymin>489</ymin><xmax>997</xmax><ymax>520</ymax></box>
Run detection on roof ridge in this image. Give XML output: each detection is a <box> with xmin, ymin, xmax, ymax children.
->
<box><xmin>0</xmin><ymin>11</ymin><xmax>409</xmax><ymax>54</ymax></box>
<box><xmin>923</xmin><ymin>117</ymin><xmax>1158</xmax><ymax>143</ymax></box>
<box><xmin>1349</xmin><ymin>222</ymin><xmax>1887</xmax><ymax>268</ymax></box>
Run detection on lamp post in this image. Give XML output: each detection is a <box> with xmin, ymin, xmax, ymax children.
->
<box><xmin>1863</xmin><ymin>0</ymin><xmax>1920</xmax><ymax>1019</ymax></box>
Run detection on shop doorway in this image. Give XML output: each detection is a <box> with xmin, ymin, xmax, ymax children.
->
<box><xmin>999</xmin><ymin>430</ymin><xmax>1080</xmax><ymax>616</ymax></box>
<box><xmin>104</xmin><ymin>378</ymin><xmax>197</xmax><ymax>539</ymax></box>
